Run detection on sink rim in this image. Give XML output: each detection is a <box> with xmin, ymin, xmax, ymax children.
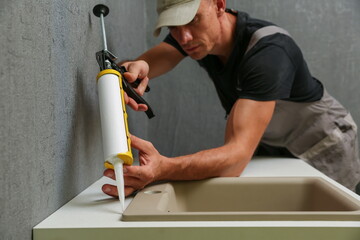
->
<box><xmin>122</xmin><ymin>177</ymin><xmax>360</xmax><ymax>222</ymax></box>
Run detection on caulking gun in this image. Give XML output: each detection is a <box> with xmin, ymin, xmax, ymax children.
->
<box><xmin>93</xmin><ymin>4</ymin><xmax>154</xmax><ymax>211</ymax></box>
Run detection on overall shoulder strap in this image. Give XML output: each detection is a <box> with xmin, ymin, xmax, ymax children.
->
<box><xmin>245</xmin><ymin>26</ymin><xmax>291</xmax><ymax>55</ymax></box>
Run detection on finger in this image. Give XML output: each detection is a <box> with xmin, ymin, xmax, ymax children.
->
<box><xmin>123</xmin><ymin>71</ymin><xmax>138</xmax><ymax>83</ymax></box>
<box><xmin>128</xmin><ymin>99</ymin><xmax>148</xmax><ymax>112</ymax></box>
<box><xmin>123</xmin><ymin>92</ymin><xmax>129</xmax><ymax>104</ymax></box>
<box><xmin>136</xmin><ymin>77</ymin><xmax>149</xmax><ymax>96</ymax></box>
<box><xmin>124</xmin><ymin>92</ymin><xmax>148</xmax><ymax>112</ymax></box>
<box><xmin>138</xmin><ymin>153</ymin><xmax>151</xmax><ymax>165</ymax></box>
<box><xmin>105</xmin><ymin>167</ymin><xmax>137</xmax><ymax>181</ymax></box>
<box><xmin>137</xmin><ymin>103</ymin><xmax>148</xmax><ymax>111</ymax></box>
<box><xmin>126</xmin><ymin>61</ymin><xmax>148</xmax><ymax>80</ymax></box>
<box><xmin>120</xmin><ymin>61</ymin><xmax>130</xmax><ymax>70</ymax></box>
<box><xmin>123</xmin><ymin>165</ymin><xmax>143</xmax><ymax>178</ymax></box>
<box><xmin>127</xmin><ymin>97</ymin><xmax>139</xmax><ymax>110</ymax></box>
<box><xmin>125</xmin><ymin>186</ymin><xmax>136</xmax><ymax>197</ymax></box>
<box><xmin>124</xmin><ymin>91</ymin><xmax>137</xmax><ymax>109</ymax></box>
<box><xmin>104</xmin><ymin>168</ymin><xmax>116</xmax><ymax>180</ymax></box>
<box><xmin>102</xmin><ymin>184</ymin><xmax>118</xmax><ymax>198</ymax></box>
<box><xmin>130</xmin><ymin>135</ymin><xmax>155</xmax><ymax>153</ymax></box>
<box><xmin>124</xmin><ymin>175</ymin><xmax>145</xmax><ymax>190</ymax></box>
<box><xmin>102</xmin><ymin>184</ymin><xmax>136</xmax><ymax>197</ymax></box>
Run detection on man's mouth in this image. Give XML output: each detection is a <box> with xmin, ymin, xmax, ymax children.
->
<box><xmin>184</xmin><ymin>45</ymin><xmax>199</xmax><ymax>53</ymax></box>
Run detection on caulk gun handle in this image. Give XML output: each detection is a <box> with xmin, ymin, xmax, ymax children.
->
<box><xmin>122</xmin><ymin>78</ymin><xmax>155</xmax><ymax>119</ymax></box>
<box><xmin>119</xmin><ymin>66</ymin><xmax>155</xmax><ymax>119</ymax></box>
<box><xmin>110</xmin><ymin>65</ymin><xmax>154</xmax><ymax>118</ymax></box>
<box><xmin>118</xmin><ymin>66</ymin><xmax>150</xmax><ymax>92</ymax></box>
<box><xmin>131</xmin><ymin>79</ymin><xmax>150</xmax><ymax>93</ymax></box>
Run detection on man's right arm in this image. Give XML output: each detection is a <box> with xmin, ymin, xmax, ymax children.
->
<box><xmin>118</xmin><ymin>42</ymin><xmax>185</xmax><ymax>111</ymax></box>
<box><xmin>136</xmin><ymin>42</ymin><xmax>185</xmax><ymax>79</ymax></box>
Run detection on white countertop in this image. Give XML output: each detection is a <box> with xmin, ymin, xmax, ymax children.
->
<box><xmin>33</xmin><ymin>157</ymin><xmax>360</xmax><ymax>240</ymax></box>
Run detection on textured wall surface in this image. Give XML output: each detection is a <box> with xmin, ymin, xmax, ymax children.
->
<box><xmin>1</xmin><ymin>1</ymin><xmax>359</xmax><ymax>239</ymax></box>
<box><xmin>145</xmin><ymin>0</ymin><xmax>360</xmax><ymax>158</ymax></box>
<box><xmin>0</xmin><ymin>1</ymin><xmax>146</xmax><ymax>239</ymax></box>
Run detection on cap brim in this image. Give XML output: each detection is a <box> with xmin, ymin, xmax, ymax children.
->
<box><xmin>153</xmin><ymin>0</ymin><xmax>201</xmax><ymax>37</ymax></box>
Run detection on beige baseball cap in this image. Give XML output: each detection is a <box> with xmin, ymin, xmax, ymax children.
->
<box><xmin>153</xmin><ymin>0</ymin><xmax>201</xmax><ymax>37</ymax></box>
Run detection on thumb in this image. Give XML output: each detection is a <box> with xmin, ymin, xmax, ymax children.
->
<box><xmin>123</xmin><ymin>71</ymin><xmax>137</xmax><ymax>83</ymax></box>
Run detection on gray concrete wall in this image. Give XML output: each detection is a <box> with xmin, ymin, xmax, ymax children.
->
<box><xmin>1</xmin><ymin>0</ymin><xmax>359</xmax><ymax>239</ymax></box>
<box><xmin>0</xmin><ymin>1</ymin><xmax>146</xmax><ymax>239</ymax></box>
<box><xmin>145</xmin><ymin>0</ymin><xmax>360</xmax><ymax>157</ymax></box>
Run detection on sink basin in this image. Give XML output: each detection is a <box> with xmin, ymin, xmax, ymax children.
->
<box><xmin>122</xmin><ymin>177</ymin><xmax>360</xmax><ymax>221</ymax></box>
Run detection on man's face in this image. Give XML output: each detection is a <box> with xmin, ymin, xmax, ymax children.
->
<box><xmin>168</xmin><ymin>0</ymin><xmax>221</xmax><ymax>60</ymax></box>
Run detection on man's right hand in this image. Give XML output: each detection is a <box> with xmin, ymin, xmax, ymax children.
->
<box><xmin>118</xmin><ymin>42</ymin><xmax>186</xmax><ymax>111</ymax></box>
<box><xmin>119</xmin><ymin>60</ymin><xmax>150</xmax><ymax>112</ymax></box>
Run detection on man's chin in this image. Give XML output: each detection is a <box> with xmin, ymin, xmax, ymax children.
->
<box><xmin>188</xmin><ymin>52</ymin><xmax>207</xmax><ymax>60</ymax></box>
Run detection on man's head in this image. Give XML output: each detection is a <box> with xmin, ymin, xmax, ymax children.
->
<box><xmin>154</xmin><ymin>0</ymin><xmax>202</xmax><ymax>37</ymax></box>
<box><xmin>154</xmin><ymin>0</ymin><xmax>227</xmax><ymax>60</ymax></box>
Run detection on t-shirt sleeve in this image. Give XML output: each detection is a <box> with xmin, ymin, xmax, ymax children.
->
<box><xmin>163</xmin><ymin>34</ymin><xmax>188</xmax><ymax>56</ymax></box>
<box><xmin>237</xmin><ymin>44</ymin><xmax>296</xmax><ymax>101</ymax></box>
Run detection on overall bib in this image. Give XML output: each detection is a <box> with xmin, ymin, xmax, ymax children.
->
<box><xmin>249</xmin><ymin>26</ymin><xmax>360</xmax><ymax>191</ymax></box>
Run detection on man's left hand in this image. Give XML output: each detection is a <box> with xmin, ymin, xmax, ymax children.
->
<box><xmin>102</xmin><ymin>135</ymin><xmax>165</xmax><ymax>197</ymax></box>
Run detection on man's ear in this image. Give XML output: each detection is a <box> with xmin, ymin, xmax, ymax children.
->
<box><xmin>216</xmin><ymin>0</ymin><xmax>226</xmax><ymax>16</ymax></box>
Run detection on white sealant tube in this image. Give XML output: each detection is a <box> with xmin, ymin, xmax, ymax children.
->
<box><xmin>97</xmin><ymin>70</ymin><xmax>132</xmax><ymax>212</ymax></box>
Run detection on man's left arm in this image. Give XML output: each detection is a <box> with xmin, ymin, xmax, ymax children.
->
<box><xmin>159</xmin><ymin>98</ymin><xmax>276</xmax><ymax>180</ymax></box>
<box><xmin>103</xmin><ymin>99</ymin><xmax>275</xmax><ymax>197</ymax></box>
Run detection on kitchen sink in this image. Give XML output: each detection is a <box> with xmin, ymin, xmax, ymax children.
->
<box><xmin>122</xmin><ymin>177</ymin><xmax>360</xmax><ymax>221</ymax></box>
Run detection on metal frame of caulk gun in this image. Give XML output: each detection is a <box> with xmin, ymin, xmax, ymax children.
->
<box><xmin>93</xmin><ymin>4</ymin><xmax>155</xmax><ymax>119</ymax></box>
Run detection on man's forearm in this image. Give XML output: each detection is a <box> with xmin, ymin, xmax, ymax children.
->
<box><xmin>157</xmin><ymin>99</ymin><xmax>276</xmax><ymax>182</ymax></box>
<box><xmin>157</xmin><ymin>143</ymin><xmax>251</xmax><ymax>181</ymax></box>
<box><xmin>136</xmin><ymin>42</ymin><xmax>185</xmax><ymax>79</ymax></box>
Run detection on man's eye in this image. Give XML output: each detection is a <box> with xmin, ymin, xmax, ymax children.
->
<box><xmin>189</xmin><ymin>16</ymin><xmax>199</xmax><ymax>24</ymax></box>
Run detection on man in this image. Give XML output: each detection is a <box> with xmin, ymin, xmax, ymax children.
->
<box><xmin>102</xmin><ymin>0</ymin><xmax>360</xmax><ymax>197</ymax></box>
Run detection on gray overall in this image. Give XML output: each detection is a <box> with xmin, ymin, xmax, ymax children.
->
<box><xmin>248</xmin><ymin>26</ymin><xmax>360</xmax><ymax>191</ymax></box>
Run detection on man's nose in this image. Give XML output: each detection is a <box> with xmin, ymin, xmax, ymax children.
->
<box><xmin>177</xmin><ymin>27</ymin><xmax>193</xmax><ymax>45</ymax></box>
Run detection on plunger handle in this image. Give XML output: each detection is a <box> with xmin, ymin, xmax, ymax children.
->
<box><xmin>93</xmin><ymin>4</ymin><xmax>109</xmax><ymax>18</ymax></box>
<box><xmin>93</xmin><ymin>4</ymin><xmax>110</xmax><ymax>51</ymax></box>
